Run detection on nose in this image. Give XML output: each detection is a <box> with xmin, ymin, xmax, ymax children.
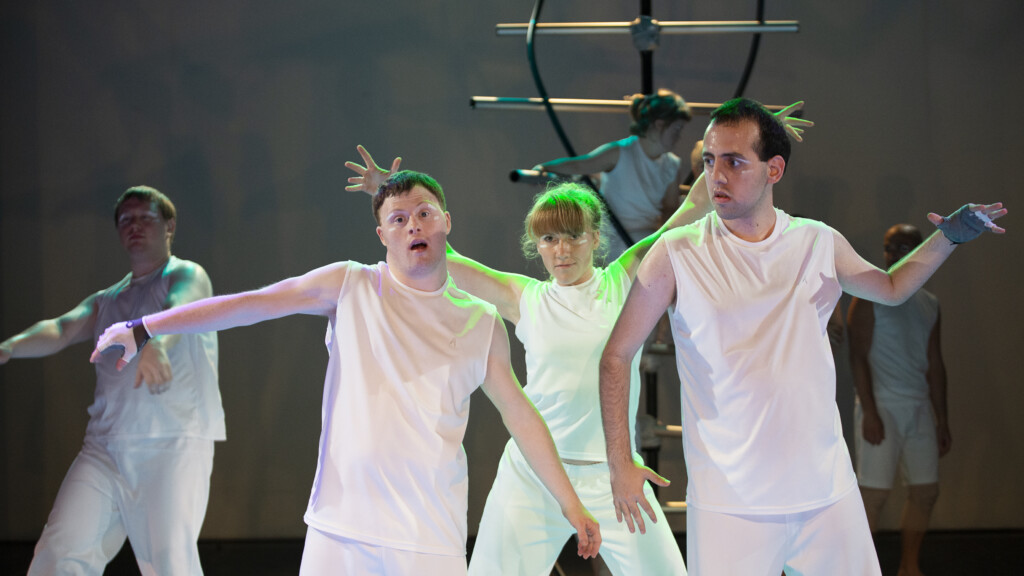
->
<box><xmin>708</xmin><ymin>161</ymin><xmax>725</xmax><ymax>184</ymax></box>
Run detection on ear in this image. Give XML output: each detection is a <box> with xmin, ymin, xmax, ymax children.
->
<box><xmin>767</xmin><ymin>156</ymin><xmax>786</xmax><ymax>184</ymax></box>
<box><xmin>376</xmin><ymin>226</ymin><xmax>386</xmax><ymax>247</ymax></box>
<box><xmin>444</xmin><ymin>211</ymin><xmax>452</xmax><ymax>235</ymax></box>
<box><xmin>165</xmin><ymin>217</ymin><xmax>176</xmax><ymax>240</ymax></box>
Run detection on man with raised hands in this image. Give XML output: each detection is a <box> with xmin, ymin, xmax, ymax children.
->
<box><xmin>599</xmin><ymin>97</ymin><xmax>1006</xmax><ymax>575</ymax></box>
<box><xmin>92</xmin><ymin>170</ymin><xmax>600</xmax><ymax>575</ymax></box>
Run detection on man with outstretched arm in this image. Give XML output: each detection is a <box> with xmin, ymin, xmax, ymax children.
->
<box><xmin>92</xmin><ymin>171</ymin><xmax>600</xmax><ymax>575</ymax></box>
<box><xmin>0</xmin><ymin>186</ymin><xmax>223</xmax><ymax>575</ymax></box>
<box><xmin>599</xmin><ymin>97</ymin><xmax>1006</xmax><ymax>575</ymax></box>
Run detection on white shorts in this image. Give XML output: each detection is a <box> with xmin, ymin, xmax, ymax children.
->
<box><xmin>855</xmin><ymin>401</ymin><xmax>939</xmax><ymax>489</ymax></box>
<box><xmin>29</xmin><ymin>436</ymin><xmax>214</xmax><ymax>576</ymax></box>
<box><xmin>468</xmin><ymin>441</ymin><xmax>685</xmax><ymax>576</ymax></box>
<box><xmin>686</xmin><ymin>488</ymin><xmax>880</xmax><ymax>576</ymax></box>
<box><xmin>300</xmin><ymin>527</ymin><xmax>467</xmax><ymax>576</ymax></box>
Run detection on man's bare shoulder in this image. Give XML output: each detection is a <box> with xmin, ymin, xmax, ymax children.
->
<box><xmin>164</xmin><ymin>257</ymin><xmax>208</xmax><ymax>281</ymax></box>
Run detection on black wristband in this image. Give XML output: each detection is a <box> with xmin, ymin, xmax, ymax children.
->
<box><xmin>125</xmin><ymin>318</ymin><xmax>152</xmax><ymax>351</ymax></box>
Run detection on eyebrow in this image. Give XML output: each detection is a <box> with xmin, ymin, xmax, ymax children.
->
<box><xmin>117</xmin><ymin>211</ymin><xmax>159</xmax><ymax>220</ymax></box>
<box><xmin>386</xmin><ymin>202</ymin><xmax>438</xmax><ymax>216</ymax></box>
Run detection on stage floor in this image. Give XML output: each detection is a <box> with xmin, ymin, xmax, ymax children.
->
<box><xmin>3</xmin><ymin>530</ymin><xmax>1022</xmax><ymax>575</ymax></box>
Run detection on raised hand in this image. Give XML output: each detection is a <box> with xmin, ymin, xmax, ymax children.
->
<box><xmin>344</xmin><ymin>145</ymin><xmax>401</xmax><ymax>195</ymax></box>
<box><xmin>928</xmin><ymin>203</ymin><xmax>1008</xmax><ymax>242</ymax></box>
<box><xmin>774</xmin><ymin>101</ymin><xmax>814</xmax><ymax>142</ymax></box>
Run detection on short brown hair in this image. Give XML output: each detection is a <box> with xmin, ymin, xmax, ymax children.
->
<box><xmin>113</xmin><ymin>185</ymin><xmax>176</xmax><ymax>223</ymax></box>
<box><xmin>372</xmin><ymin>171</ymin><xmax>446</xmax><ymax>224</ymax></box>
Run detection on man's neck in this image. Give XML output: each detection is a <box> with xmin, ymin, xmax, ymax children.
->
<box><xmin>721</xmin><ymin>207</ymin><xmax>778</xmax><ymax>243</ymax></box>
<box><xmin>130</xmin><ymin>254</ymin><xmax>171</xmax><ymax>278</ymax></box>
<box><xmin>387</xmin><ymin>259</ymin><xmax>448</xmax><ymax>292</ymax></box>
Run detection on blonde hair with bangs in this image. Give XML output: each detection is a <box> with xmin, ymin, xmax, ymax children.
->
<box><xmin>521</xmin><ymin>183</ymin><xmax>609</xmax><ymax>263</ymax></box>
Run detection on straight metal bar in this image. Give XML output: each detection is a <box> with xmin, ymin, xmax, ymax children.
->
<box><xmin>470</xmin><ymin>97</ymin><xmax>785</xmax><ymax>115</ymax></box>
<box><xmin>496</xmin><ymin>20</ymin><xmax>798</xmax><ymax>36</ymax></box>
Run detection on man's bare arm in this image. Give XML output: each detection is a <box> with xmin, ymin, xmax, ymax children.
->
<box><xmin>927</xmin><ymin>310</ymin><xmax>951</xmax><ymax>456</ymax></box>
<box><xmin>600</xmin><ymin>239</ymin><xmax>676</xmax><ymax>534</ymax></box>
<box><xmin>91</xmin><ymin>263</ymin><xmax>349</xmax><ymax>368</ymax></box>
<box><xmin>0</xmin><ymin>292</ymin><xmax>100</xmax><ymax>364</ymax></box>
<box><xmin>847</xmin><ymin>297</ymin><xmax>884</xmax><ymax>445</ymax></box>
<box><xmin>835</xmin><ymin>203</ymin><xmax>1006</xmax><ymax>305</ymax></box>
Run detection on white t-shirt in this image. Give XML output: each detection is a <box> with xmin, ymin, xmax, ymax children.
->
<box><xmin>665</xmin><ymin>209</ymin><xmax>856</xmax><ymax>514</ymax></box>
<box><xmin>601</xmin><ymin>135</ymin><xmax>681</xmax><ymax>240</ymax></box>
<box><xmin>868</xmin><ymin>289</ymin><xmax>939</xmax><ymax>405</ymax></box>
<box><xmin>515</xmin><ymin>262</ymin><xmax>642</xmax><ymax>461</ymax></box>
<box><xmin>89</xmin><ymin>256</ymin><xmax>223</xmax><ymax>441</ymax></box>
<box><xmin>304</xmin><ymin>262</ymin><xmax>498</xmax><ymax>556</ymax></box>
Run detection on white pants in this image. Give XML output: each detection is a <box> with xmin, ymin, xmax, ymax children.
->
<box><xmin>855</xmin><ymin>401</ymin><xmax>939</xmax><ymax>489</ymax></box>
<box><xmin>469</xmin><ymin>442</ymin><xmax>685</xmax><ymax>576</ymax></box>
<box><xmin>686</xmin><ymin>487</ymin><xmax>880</xmax><ymax>576</ymax></box>
<box><xmin>29</xmin><ymin>436</ymin><xmax>214</xmax><ymax>576</ymax></box>
<box><xmin>300</xmin><ymin>527</ymin><xmax>467</xmax><ymax>576</ymax></box>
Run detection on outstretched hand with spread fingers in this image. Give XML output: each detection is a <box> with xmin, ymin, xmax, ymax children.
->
<box><xmin>928</xmin><ymin>202</ymin><xmax>1008</xmax><ymax>244</ymax></box>
<box><xmin>774</xmin><ymin>101</ymin><xmax>814</xmax><ymax>142</ymax></box>
<box><xmin>344</xmin><ymin>145</ymin><xmax>401</xmax><ymax>195</ymax></box>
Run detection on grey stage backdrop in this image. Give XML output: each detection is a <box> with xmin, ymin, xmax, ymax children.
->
<box><xmin>2</xmin><ymin>1</ymin><xmax>1021</xmax><ymax>540</ymax></box>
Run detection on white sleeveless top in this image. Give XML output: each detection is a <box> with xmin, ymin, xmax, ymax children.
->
<box><xmin>601</xmin><ymin>135</ymin><xmax>681</xmax><ymax>239</ymax></box>
<box><xmin>515</xmin><ymin>262</ymin><xmax>642</xmax><ymax>461</ymax></box>
<box><xmin>304</xmin><ymin>262</ymin><xmax>498</xmax><ymax>556</ymax></box>
<box><xmin>868</xmin><ymin>289</ymin><xmax>939</xmax><ymax>405</ymax></box>
<box><xmin>665</xmin><ymin>210</ymin><xmax>856</xmax><ymax>514</ymax></box>
<box><xmin>89</xmin><ymin>256</ymin><xmax>223</xmax><ymax>440</ymax></box>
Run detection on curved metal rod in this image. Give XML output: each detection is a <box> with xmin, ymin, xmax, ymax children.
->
<box><xmin>497</xmin><ymin>20</ymin><xmax>798</xmax><ymax>36</ymax></box>
<box><xmin>523</xmin><ymin>0</ymin><xmax>634</xmax><ymax>246</ymax></box>
<box><xmin>733</xmin><ymin>0</ymin><xmax>766</xmax><ymax>99</ymax></box>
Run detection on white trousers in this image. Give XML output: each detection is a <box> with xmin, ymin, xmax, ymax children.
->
<box><xmin>469</xmin><ymin>442</ymin><xmax>685</xmax><ymax>576</ymax></box>
<box><xmin>855</xmin><ymin>401</ymin><xmax>939</xmax><ymax>489</ymax></box>
<box><xmin>686</xmin><ymin>487</ymin><xmax>880</xmax><ymax>576</ymax></box>
<box><xmin>300</xmin><ymin>527</ymin><xmax>467</xmax><ymax>576</ymax></box>
<box><xmin>29</xmin><ymin>436</ymin><xmax>214</xmax><ymax>576</ymax></box>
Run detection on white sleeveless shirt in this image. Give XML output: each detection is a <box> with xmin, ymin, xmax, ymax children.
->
<box><xmin>868</xmin><ymin>289</ymin><xmax>939</xmax><ymax>405</ymax></box>
<box><xmin>304</xmin><ymin>262</ymin><xmax>498</xmax><ymax>556</ymax></box>
<box><xmin>665</xmin><ymin>210</ymin><xmax>856</xmax><ymax>514</ymax></box>
<box><xmin>601</xmin><ymin>135</ymin><xmax>681</xmax><ymax>239</ymax></box>
<box><xmin>515</xmin><ymin>262</ymin><xmax>642</xmax><ymax>461</ymax></box>
<box><xmin>89</xmin><ymin>256</ymin><xmax>223</xmax><ymax>440</ymax></box>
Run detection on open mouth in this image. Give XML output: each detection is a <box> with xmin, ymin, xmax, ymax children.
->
<box><xmin>409</xmin><ymin>240</ymin><xmax>428</xmax><ymax>252</ymax></box>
